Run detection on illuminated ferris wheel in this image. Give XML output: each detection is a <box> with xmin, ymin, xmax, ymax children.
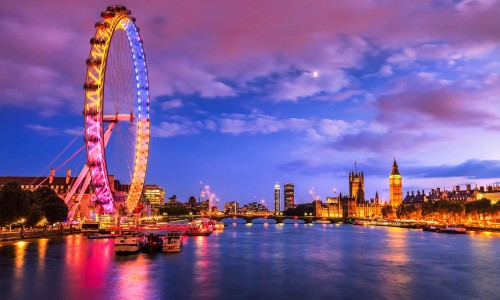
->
<box><xmin>83</xmin><ymin>5</ymin><xmax>150</xmax><ymax>214</ymax></box>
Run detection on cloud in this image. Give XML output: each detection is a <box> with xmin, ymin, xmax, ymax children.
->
<box><xmin>5</xmin><ymin>0</ymin><xmax>500</xmax><ymax>113</ymax></box>
<box><xmin>405</xmin><ymin>159</ymin><xmax>500</xmax><ymax>179</ymax></box>
<box><xmin>217</xmin><ymin>111</ymin><xmax>361</xmax><ymax>137</ymax></box>
<box><xmin>269</xmin><ymin>69</ymin><xmax>350</xmax><ymax>102</ymax></box>
<box><xmin>26</xmin><ymin>124</ymin><xmax>59</xmax><ymax>136</ymax></box>
<box><xmin>62</xmin><ymin>127</ymin><xmax>84</xmax><ymax>136</ymax></box>
<box><xmin>219</xmin><ymin>113</ymin><xmax>309</xmax><ymax>135</ymax></box>
<box><xmin>378</xmin><ymin>65</ymin><xmax>393</xmax><ymax>77</ymax></box>
<box><xmin>27</xmin><ymin>124</ymin><xmax>82</xmax><ymax>136</ymax></box>
<box><xmin>151</xmin><ymin>120</ymin><xmax>202</xmax><ymax>138</ymax></box>
<box><xmin>161</xmin><ymin>99</ymin><xmax>183</xmax><ymax>110</ymax></box>
<box><xmin>327</xmin><ymin>127</ymin><xmax>443</xmax><ymax>153</ymax></box>
<box><xmin>376</xmin><ymin>74</ymin><xmax>499</xmax><ymax>128</ymax></box>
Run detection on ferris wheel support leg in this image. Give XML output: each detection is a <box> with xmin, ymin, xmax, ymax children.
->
<box><xmin>64</xmin><ymin>164</ymin><xmax>89</xmax><ymax>205</ymax></box>
<box><xmin>65</xmin><ymin>123</ymin><xmax>116</xmax><ymax>222</ymax></box>
<box><xmin>67</xmin><ymin>172</ymin><xmax>92</xmax><ymax>222</ymax></box>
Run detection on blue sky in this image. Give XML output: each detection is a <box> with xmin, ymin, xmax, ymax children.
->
<box><xmin>2</xmin><ymin>0</ymin><xmax>500</xmax><ymax>209</ymax></box>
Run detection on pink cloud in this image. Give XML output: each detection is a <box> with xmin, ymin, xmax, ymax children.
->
<box><xmin>376</xmin><ymin>74</ymin><xmax>499</xmax><ymax>128</ymax></box>
<box><xmin>3</xmin><ymin>0</ymin><xmax>500</xmax><ymax>112</ymax></box>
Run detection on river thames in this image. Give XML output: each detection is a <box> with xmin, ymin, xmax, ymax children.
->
<box><xmin>1</xmin><ymin>222</ymin><xmax>499</xmax><ymax>300</ymax></box>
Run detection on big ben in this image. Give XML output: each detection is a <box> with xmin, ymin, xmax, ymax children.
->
<box><xmin>389</xmin><ymin>158</ymin><xmax>402</xmax><ymax>207</ymax></box>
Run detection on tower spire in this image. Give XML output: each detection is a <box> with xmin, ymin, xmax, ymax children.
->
<box><xmin>391</xmin><ymin>157</ymin><xmax>400</xmax><ymax>175</ymax></box>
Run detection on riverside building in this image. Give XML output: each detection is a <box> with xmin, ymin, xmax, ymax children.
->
<box><xmin>274</xmin><ymin>182</ymin><xmax>280</xmax><ymax>215</ymax></box>
<box><xmin>284</xmin><ymin>183</ymin><xmax>295</xmax><ymax>210</ymax></box>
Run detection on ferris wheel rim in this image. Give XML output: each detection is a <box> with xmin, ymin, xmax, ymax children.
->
<box><xmin>83</xmin><ymin>5</ymin><xmax>150</xmax><ymax>214</ymax></box>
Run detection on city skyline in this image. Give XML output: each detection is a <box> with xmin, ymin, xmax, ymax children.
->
<box><xmin>2</xmin><ymin>0</ymin><xmax>500</xmax><ymax>207</ymax></box>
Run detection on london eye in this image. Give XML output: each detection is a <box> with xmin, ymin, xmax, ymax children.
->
<box><xmin>83</xmin><ymin>5</ymin><xmax>150</xmax><ymax>214</ymax></box>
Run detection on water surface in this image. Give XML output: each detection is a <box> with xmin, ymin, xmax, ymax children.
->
<box><xmin>1</xmin><ymin>223</ymin><xmax>499</xmax><ymax>300</ymax></box>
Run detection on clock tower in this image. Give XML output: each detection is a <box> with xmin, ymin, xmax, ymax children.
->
<box><xmin>389</xmin><ymin>158</ymin><xmax>402</xmax><ymax>207</ymax></box>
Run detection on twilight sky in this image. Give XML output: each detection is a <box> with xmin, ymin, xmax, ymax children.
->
<box><xmin>2</xmin><ymin>0</ymin><xmax>500</xmax><ymax>209</ymax></box>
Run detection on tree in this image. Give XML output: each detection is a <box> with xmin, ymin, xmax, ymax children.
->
<box><xmin>449</xmin><ymin>201</ymin><xmax>465</xmax><ymax>224</ymax></box>
<box><xmin>421</xmin><ymin>202</ymin><xmax>437</xmax><ymax>220</ymax></box>
<box><xmin>41</xmin><ymin>195</ymin><xmax>68</xmax><ymax>224</ymax></box>
<box><xmin>491</xmin><ymin>202</ymin><xmax>500</xmax><ymax>222</ymax></box>
<box><xmin>34</xmin><ymin>186</ymin><xmax>59</xmax><ymax>204</ymax></box>
<box><xmin>396</xmin><ymin>204</ymin><xmax>421</xmax><ymax>219</ymax></box>
<box><xmin>159</xmin><ymin>205</ymin><xmax>190</xmax><ymax>216</ymax></box>
<box><xmin>381</xmin><ymin>205</ymin><xmax>394</xmax><ymax>219</ymax></box>
<box><xmin>25</xmin><ymin>204</ymin><xmax>44</xmax><ymax>228</ymax></box>
<box><xmin>466</xmin><ymin>198</ymin><xmax>492</xmax><ymax>225</ymax></box>
<box><xmin>0</xmin><ymin>182</ymin><xmax>30</xmax><ymax>226</ymax></box>
<box><xmin>284</xmin><ymin>204</ymin><xmax>314</xmax><ymax>216</ymax></box>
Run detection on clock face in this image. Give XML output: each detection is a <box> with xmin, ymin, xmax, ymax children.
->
<box><xmin>395</xmin><ymin>179</ymin><xmax>400</xmax><ymax>184</ymax></box>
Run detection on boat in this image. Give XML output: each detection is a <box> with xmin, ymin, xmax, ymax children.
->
<box><xmin>443</xmin><ymin>225</ymin><xmax>467</xmax><ymax>234</ymax></box>
<box><xmin>352</xmin><ymin>219</ymin><xmax>371</xmax><ymax>226</ymax></box>
<box><xmin>162</xmin><ymin>232</ymin><xmax>183</xmax><ymax>253</ymax></box>
<box><xmin>81</xmin><ymin>221</ymin><xmax>100</xmax><ymax>235</ymax></box>
<box><xmin>214</xmin><ymin>222</ymin><xmax>225</xmax><ymax>231</ymax></box>
<box><xmin>184</xmin><ymin>218</ymin><xmax>213</xmax><ymax>236</ymax></box>
<box><xmin>314</xmin><ymin>220</ymin><xmax>331</xmax><ymax>224</ymax></box>
<box><xmin>422</xmin><ymin>225</ymin><xmax>440</xmax><ymax>232</ymax></box>
<box><xmin>143</xmin><ymin>233</ymin><xmax>164</xmax><ymax>252</ymax></box>
<box><xmin>87</xmin><ymin>234</ymin><xmax>117</xmax><ymax>239</ymax></box>
<box><xmin>114</xmin><ymin>231</ymin><xmax>146</xmax><ymax>254</ymax></box>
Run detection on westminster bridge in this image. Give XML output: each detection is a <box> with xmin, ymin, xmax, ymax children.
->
<box><xmin>164</xmin><ymin>215</ymin><xmax>346</xmax><ymax>224</ymax></box>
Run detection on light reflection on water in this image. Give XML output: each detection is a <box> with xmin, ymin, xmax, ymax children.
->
<box><xmin>1</xmin><ymin>225</ymin><xmax>500</xmax><ymax>300</ymax></box>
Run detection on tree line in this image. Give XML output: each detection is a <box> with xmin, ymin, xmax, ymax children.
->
<box><xmin>381</xmin><ymin>198</ymin><xmax>500</xmax><ymax>225</ymax></box>
<box><xmin>0</xmin><ymin>182</ymin><xmax>69</xmax><ymax>229</ymax></box>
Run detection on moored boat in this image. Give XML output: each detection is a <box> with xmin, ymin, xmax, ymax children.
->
<box><xmin>184</xmin><ymin>218</ymin><xmax>213</xmax><ymax>236</ymax></box>
<box><xmin>162</xmin><ymin>232</ymin><xmax>183</xmax><ymax>253</ymax></box>
<box><xmin>443</xmin><ymin>225</ymin><xmax>467</xmax><ymax>234</ymax></box>
<box><xmin>143</xmin><ymin>233</ymin><xmax>163</xmax><ymax>252</ymax></box>
<box><xmin>114</xmin><ymin>231</ymin><xmax>146</xmax><ymax>254</ymax></box>
<box><xmin>314</xmin><ymin>220</ymin><xmax>331</xmax><ymax>224</ymax></box>
<box><xmin>353</xmin><ymin>219</ymin><xmax>371</xmax><ymax>226</ymax></box>
<box><xmin>422</xmin><ymin>225</ymin><xmax>440</xmax><ymax>232</ymax></box>
<box><xmin>87</xmin><ymin>234</ymin><xmax>117</xmax><ymax>239</ymax></box>
<box><xmin>214</xmin><ymin>222</ymin><xmax>225</xmax><ymax>231</ymax></box>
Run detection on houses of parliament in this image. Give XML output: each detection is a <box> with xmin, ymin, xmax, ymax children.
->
<box><xmin>313</xmin><ymin>159</ymin><xmax>403</xmax><ymax>218</ymax></box>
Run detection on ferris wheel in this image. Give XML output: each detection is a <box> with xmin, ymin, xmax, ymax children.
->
<box><xmin>83</xmin><ymin>5</ymin><xmax>150</xmax><ymax>214</ymax></box>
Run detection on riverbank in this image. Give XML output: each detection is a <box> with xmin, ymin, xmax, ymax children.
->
<box><xmin>0</xmin><ymin>227</ymin><xmax>81</xmax><ymax>242</ymax></box>
<box><xmin>360</xmin><ymin>219</ymin><xmax>500</xmax><ymax>233</ymax></box>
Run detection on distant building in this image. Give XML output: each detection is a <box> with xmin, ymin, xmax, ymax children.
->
<box><xmin>198</xmin><ymin>199</ymin><xmax>210</xmax><ymax>215</ymax></box>
<box><xmin>188</xmin><ymin>196</ymin><xmax>197</xmax><ymax>208</ymax></box>
<box><xmin>167</xmin><ymin>194</ymin><xmax>178</xmax><ymax>204</ymax></box>
<box><xmin>314</xmin><ymin>193</ymin><xmax>382</xmax><ymax>219</ymax></box>
<box><xmin>284</xmin><ymin>183</ymin><xmax>295</xmax><ymax>210</ymax></box>
<box><xmin>0</xmin><ymin>168</ymin><xmax>122</xmax><ymax>220</ymax></box>
<box><xmin>240</xmin><ymin>202</ymin><xmax>269</xmax><ymax>215</ymax></box>
<box><xmin>314</xmin><ymin>197</ymin><xmax>342</xmax><ymax>218</ymax></box>
<box><xmin>274</xmin><ymin>182</ymin><xmax>280</xmax><ymax>215</ymax></box>
<box><xmin>314</xmin><ymin>165</ymin><xmax>383</xmax><ymax>219</ymax></box>
<box><xmin>224</xmin><ymin>201</ymin><xmax>239</xmax><ymax>214</ymax></box>
<box><xmin>349</xmin><ymin>170</ymin><xmax>365</xmax><ymax>203</ymax></box>
<box><xmin>403</xmin><ymin>190</ymin><xmax>428</xmax><ymax>205</ymax></box>
<box><xmin>404</xmin><ymin>184</ymin><xmax>500</xmax><ymax>205</ymax></box>
<box><xmin>0</xmin><ymin>168</ymin><xmax>164</xmax><ymax>220</ymax></box>
<box><xmin>144</xmin><ymin>184</ymin><xmax>165</xmax><ymax>207</ymax></box>
<box><xmin>389</xmin><ymin>159</ymin><xmax>403</xmax><ymax>207</ymax></box>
